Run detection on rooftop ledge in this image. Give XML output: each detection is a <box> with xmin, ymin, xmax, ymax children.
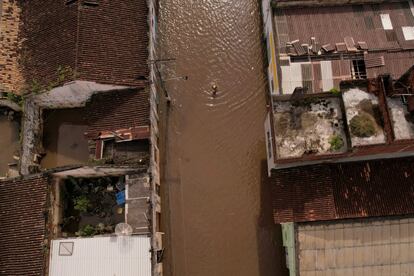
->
<box><xmin>270</xmin><ymin>74</ymin><xmax>414</xmax><ymax>167</ymax></box>
<box><xmin>271</xmin><ymin>0</ymin><xmax>406</xmax><ymax>8</ymax></box>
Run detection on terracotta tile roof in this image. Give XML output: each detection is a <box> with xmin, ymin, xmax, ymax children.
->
<box><xmin>271</xmin><ymin>157</ymin><xmax>414</xmax><ymax>223</ymax></box>
<box><xmin>84</xmin><ymin>89</ymin><xmax>150</xmax><ymax>139</ymax></box>
<box><xmin>0</xmin><ymin>176</ymin><xmax>49</xmax><ymax>276</ymax></box>
<box><xmin>20</xmin><ymin>0</ymin><xmax>149</xmax><ymax>89</ymax></box>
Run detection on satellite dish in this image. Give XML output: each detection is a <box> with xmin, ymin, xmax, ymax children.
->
<box><xmin>115</xmin><ymin>223</ymin><xmax>133</xmax><ymax>236</ymax></box>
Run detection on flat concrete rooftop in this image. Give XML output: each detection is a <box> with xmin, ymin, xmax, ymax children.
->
<box><xmin>273</xmin><ymin>95</ymin><xmax>347</xmax><ymax>159</ymax></box>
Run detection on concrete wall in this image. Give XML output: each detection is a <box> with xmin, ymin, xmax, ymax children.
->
<box><xmin>265</xmin><ymin>112</ymin><xmax>276</xmax><ymax>175</ymax></box>
<box><xmin>147</xmin><ymin>0</ymin><xmax>163</xmax><ymax>274</ymax></box>
<box><xmin>262</xmin><ymin>0</ymin><xmax>280</xmax><ymax>95</ymax></box>
<box><xmin>281</xmin><ymin>223</ymin><xmax>297</xmax><ymax>276</ymax></box>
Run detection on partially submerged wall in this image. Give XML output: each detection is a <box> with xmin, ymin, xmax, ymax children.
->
<box><xmin>0</xmin><ymin>0</ymin><xmax>24</xmax><ymax>94</ymax></box>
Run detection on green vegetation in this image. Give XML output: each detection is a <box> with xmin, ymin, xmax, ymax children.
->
<box><xmin>350</xmin><ymin>114</ymin><xmax>376</xmax><ymax>137</ymax></box>
<box><xmin>5</xmin><ymin>92</ymin><xmax>23</xmax><ymax>106</ymax></box>
<box><xmin>28</xmin><ymin>65</ymin><xmax>76</xmax><ymax>94</ymax></box>
<box><xmin>329</xmin><ymin>135</ymin><xmax>344</xmax><ymax>151</ymax></box>
<box><xmin>73</xmin><ymin>195</ymin><xmax>91</xmax><ymax>213</ymax></box>
<box><xmin>76</xmin><ymin>224</ymin><xmax>96</xmax><ymax>237</ymax></box>
<box><xmin>329</xmin><ymin>87</ymin><xmax>341</xmax><ymax>95</ymax></box>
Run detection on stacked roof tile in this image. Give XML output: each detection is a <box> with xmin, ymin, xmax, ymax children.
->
<box><xmin>19</xmin><ymin>0</ymin><xmax>149</xmax><ymax>89</ymax></box>
<box><xmin>0</xmin><ymin>176</ymin><xmax>49</xmax><ymax>276</ymax></box>
<box><xmin>271</xmin><ymin>156</ymin><xmax>414</xmax><ymax>223</ymax></box>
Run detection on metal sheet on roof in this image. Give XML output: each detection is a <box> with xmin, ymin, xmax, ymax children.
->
<box><xmin>296</xmin><ymin>217</ymin><xmax>414</xmax><ymax>275</ymax></box>
<box><xmin>274</xmin><ymin>2</ymin><xmax>414</xmax><ymax>53</ymax></box>
<box><xmin>49</xmin><ymin>236</ymin><xmax>152</xmax><ymax>276</ymax></box>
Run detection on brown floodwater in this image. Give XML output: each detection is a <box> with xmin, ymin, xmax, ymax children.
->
<box><xmin>41</xmin><ymin>108</ymin><xmax>89</xmax><ymax>169</ymax></box>
<box><xmin>0</xmin><ymin>115</ymin><xmax>20</xmax><ymax>176</ymax></box>
<box><xmin>158</xmin><ymin>1</ymin><xmax>288</xmax><ymax>275</ymax></box>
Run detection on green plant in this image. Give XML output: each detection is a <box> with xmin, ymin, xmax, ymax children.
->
<box><xmin>27</xmin><ymin>65</ymin><xmax>76</xmax><ymax>94</ymax></box>
<box><xmin>329</xmin><ymin>135</ymin><xmax>344</xmax><ymax>151</ymax></box>
<box><xmin>88</xmin><ymin>158</ymin><xmax>111</xmax><ymax>166</ymax></box>
<box><xmin>74</xmin><ymin>195</ymin><xmax>90</xmax><ymax>213</ymax></box>
<box><xmin>29</xmin><ymin>79</ymin><xmax>44</xmax><ymax>94</ymax></box>
<box><xmin>329</xmin><ymin>87</ymin><xmax>341</xmax><ymax>95</ymax></box>
<box><xmin>6</xmin><ymin>92</ymin><xmax>23</xmax><ymax>106</ymax></box>
<box><xmin>349</xmin><ymin>114</ymin><xmax>376</xmax><ymax>137</ymax></box>
<box><xmin>76</xmin><ymin>224</ymin><xmax>96</xmax><ymax>237</ymax></box>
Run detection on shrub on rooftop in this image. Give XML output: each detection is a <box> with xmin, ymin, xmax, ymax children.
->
<box><xmin>349</xmin><ymin>114</ymin><xmax>376</xmax><ymax>137</ymax></box>
<box><xmin>329</xmin><ymin>87</ymin><xmax>341</xmax><ymax>95</ymax></box>
<box><xmin>329</xmin><ymin>135</ymin><xmax>344</xmax><ymax>151</ymax></box>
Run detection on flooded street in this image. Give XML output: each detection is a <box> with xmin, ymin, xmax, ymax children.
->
<box><xmin>158</xmin><ymin>0</ymin><xmax>287</xmax><ymax>275</ymax></box>
<box><xmin>0</xmin><ymin>115</ymin><xmax>19</xmax><ymax>176</ymax></box>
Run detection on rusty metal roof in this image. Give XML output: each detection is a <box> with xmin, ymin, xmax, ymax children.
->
<box><xmin>271</xmin><ymin>156</ymin><xmax>414</xmax><ymax>223</ymax></box>
<box><xmin>274</xmin><ymin>1</ymin><xmax>414</xmax><ymax>78</ymax></box>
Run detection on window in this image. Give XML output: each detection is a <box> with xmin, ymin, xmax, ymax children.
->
<box><xmin>156</xmin><ymin>249</ymin><xmax>164</xmax><ymax>263</ymax></box>
<box><xmin>156</xmin><ymin>212</ymin><xmax>161</xmax><ymax>232</ymax></box>
<box><xmin>351</xmin><ymin>60</ymin><xmax>367</xmax><ymax>79</ymax></box>
<box><xmin>266</xmin><ymin>131</ymin><xmax>272</xmax><ymax>159</ymax></box>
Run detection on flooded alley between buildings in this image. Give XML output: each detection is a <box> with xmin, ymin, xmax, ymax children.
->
<box><xmin>0</xmin><ymin>110</ymin><xmax>20</xmax><ymax>177</ymax></box>
<box><xmin>41</xmin><ymin>108</ymin><xmax>89</xmax><ymax>169</ymax></box>
<box><xmin>158</xmin><ymin>1</ymin><xmax>287</xmax><ymax>275</ymax></box>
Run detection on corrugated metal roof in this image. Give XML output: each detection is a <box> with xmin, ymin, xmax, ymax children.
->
<box><xmin>271</xmin><ymin>156</ymin><xmax>414</xmax><ymax>223</ymax></box>
<box><xmin>274</xmin><ymin>1</ymin><xmax>414</xmax><ymax>79</ymax></box>
<box><xmin>49</xmin><ymin>236</ymin><xmax>152</xmax><ymax>276</ymax></box>
<box><xmin>296</xmin><ymin>217</ymin><xmax>414</xmax><ymax>274</ymax></box>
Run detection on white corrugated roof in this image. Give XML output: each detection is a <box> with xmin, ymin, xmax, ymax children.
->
<box><xmin>297</xmin><ymin>217</ymin><xmax>414</xmax><ymax>275</ymax></box>
<box><xmin>49</xmin><ymin>236</ymin><xmax>151</xmax><ymax>276</ymax></box>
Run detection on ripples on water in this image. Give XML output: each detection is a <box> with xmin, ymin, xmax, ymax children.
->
<box><xmin>159</xmin><ymin>0</ymin><xmax>286</xmax><ymax>275</ymax></box>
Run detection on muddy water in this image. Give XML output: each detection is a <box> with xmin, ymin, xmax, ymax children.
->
<box><xmin>159</xmin><ymin>1</ymin><xmax>287</xmax><ymax>275</ymax></box>
<box><xmin>41</xmin><ymin>108</ymin><xmax>89</xmax><ymax>169</ymax></box>
<box><xmin>0</xmin><ymin>116</ymin><xmax>19</xmax><ymax>176</ymax></box>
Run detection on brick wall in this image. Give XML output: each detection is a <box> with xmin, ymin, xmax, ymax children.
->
<box><xmin>0</xmin><ymin>0</ymin><xmax>24</xmax><ymax>94</ymax></box>
<box><xmin>19</xmin><ymin>0</ymin><xmax>149</xmax><ymax>90</ymax></box>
